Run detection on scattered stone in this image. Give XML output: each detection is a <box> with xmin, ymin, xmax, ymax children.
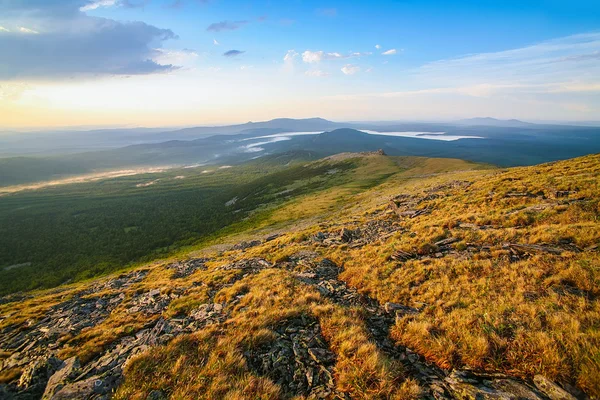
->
<box><xmin>552</xmin><ymin>190</ymin><xmax>576</xmax><ymax>198</ymax></box>
<box><xmin>389</xmin><ymin>250</ymin><xmax>416</xmax><ymax>262</ymax></box>
<box><xmin>504</xmin><ymin>243</ymin><xmax>563</xmax><ymax>255</ymax></box>
<box><xmin>384</xmin><ymin>302</ymin><xmax>419</xmax><ymax>315</ymax></box>
<box><xmin>340</xmin><ymin>227</ymin><xmax>358</xmax><ymax>243</ymax></box>
<box><xmin>313</xmin><ymin>219</ymin><xmax>402</xmax><ymax>248</ymax></box>
<box><xmin>504</xmin><ymin>192</ymin><xmax>538</xmax><ymax>198</ymax></box>
<box><xmin>458</xmin><ymin>223</ymin><xmax>480</xmax><ymax>230</ymax></box>
<box><xmin>244</xmin><ymin>316</ymin><xmax>342</xmax><ymax>398</ymax></box>
<box><xmin>434</xmin><ymin>237</ymin><xmax>459</xmax><ymax>247</ymax></box>
<box><xmin>218</xmin><ymin>258</ymin><xmax>272</xmax><ymax>273</ymax></box>
<box><xmin>166</xmin><ymin>258</ymin><xmax>207</xmax><ymax>278</ymax></box>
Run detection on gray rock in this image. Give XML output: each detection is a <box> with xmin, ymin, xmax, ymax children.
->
<box><xmin>445</xmin><ymin>371</ymin><xmax>545</xmax><ymax>400</ymax></box>
<box><xmin>42</xmin><ymin>357</ymin><xmax>80</xmax><ymax>400</ymax></box>
<box><xmin>533</xmin><ymin>375</ymin><xmax>577</xmax><ymax>400</ymax></box>
<box><xmin>51</xmin><ymin>375</ymin><xmax>110</xmax><ymax>399</ymax></box>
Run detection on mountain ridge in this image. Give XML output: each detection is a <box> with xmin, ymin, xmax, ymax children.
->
<box><xmin>1</xmin><ymin>152</ymin><xmax>598</xmax><ymax>398</ymax></box>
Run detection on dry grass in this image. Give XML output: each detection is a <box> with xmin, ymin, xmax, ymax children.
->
<box><xmin>319</xmin><ymin>154</ymin><xmax>600</xmax><ymax>396</ymax></box>
<box><xmin>113</xmin><ymin>267</ymin><xmax>418</xmax><ymax>399</ymax></box>
<box><xmin>2</xmin><ymin>153</ymin><xmax>599</xmax><ymax>398</ymax></box>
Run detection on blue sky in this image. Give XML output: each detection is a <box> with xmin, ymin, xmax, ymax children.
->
<box><xmin>0</xmin><ymin>0</ymin><xmax>599</xmax><ymax>127</ymax></box>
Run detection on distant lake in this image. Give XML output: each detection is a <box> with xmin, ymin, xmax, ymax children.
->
<box><xmin>241</xmin><ymin>130</ymin><xmax>483</xmax><ymax>153</ymax></box>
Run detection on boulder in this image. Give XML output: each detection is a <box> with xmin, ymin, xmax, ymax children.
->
<box><xmin>445</xmin><ymin>371</ymin><xmax>545</xmax><ymax>400</ymax></box>
<box><xmin>533</xmin><ymin>375</ymin><xmax>577</xmax><ymax>400</ymax></box>
<box><xmin>42</xmin><ymin>357</ymin><xmax>80</xmax><ymax>400</ymax></box>
<box><xmin>51</xmin><ymin>375</ymin><xmax>114</xmax><ymax>399</ymax></box>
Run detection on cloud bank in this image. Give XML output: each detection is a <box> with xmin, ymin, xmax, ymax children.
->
<box><xmin>0</xmin><ymin>0</ymin><xmax>180</xmax><ymax>80</ymax></box>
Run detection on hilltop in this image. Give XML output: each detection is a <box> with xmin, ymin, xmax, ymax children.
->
<box><xmin>0</xmin><ymin>152</ymin><xmax>599</xmax><ymax>399</ymax></box>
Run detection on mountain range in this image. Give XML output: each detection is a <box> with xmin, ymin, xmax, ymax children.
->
<box><xmin>1</xmin><ymin>118</ymin><xmax>600</xmax><ymax>186</ymax></box>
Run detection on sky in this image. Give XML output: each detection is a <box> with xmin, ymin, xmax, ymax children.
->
<box><xmin>0</xmin><ymin>0</ymin><xmax>599</xmax><ymax>128</ymax></box>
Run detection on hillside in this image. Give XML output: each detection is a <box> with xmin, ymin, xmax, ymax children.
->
<box><xmin>0</xmin><ymin>153</ymin><xmax>599</xmax><ymax>399</ymax></box>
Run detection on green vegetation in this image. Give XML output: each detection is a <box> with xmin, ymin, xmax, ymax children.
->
<box><xmin>0</xmin><ymin>152</ymin><xmax>357</xmax><ymax>295</ymax></box>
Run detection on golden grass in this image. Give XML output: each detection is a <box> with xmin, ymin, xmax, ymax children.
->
<box><xmin>112</xmin><ymin>267</ymin><xmax>418</xmax><ymax>399</ymax></box>
<box><xmin>2</xmin><ymin>153</ymin><xmax>599</xmax><ymax>398</ymax></box>
<box><xmin>319</xmin><ymin>154</ymin><xmax>600</xmax><ymax>396</ymax></box>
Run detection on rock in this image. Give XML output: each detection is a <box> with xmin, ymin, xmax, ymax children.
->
<box><xmin>504</xmin><ymin>243</ymin><xmax>562</xmax><ymax>255</ymax></box>
<box><xmin>166</xmin><ymin>258</ymin><xmax>207</xmax><ymax>278</ymax></box>
<box><xmin>435</xmin><ymin>237</ymin><xmax>459</xmax><ymax>247</ymax></box>
<box><xmin>147</xmin><ymin>389</ymin><xmax>168</xmax><ymax>400</ymax></box>
<box><xmin>264</xmin><ymin>234</ymin><xmax>280</xmax><ymax>242</ymax></box>
<box><xmin>244</xmin><ymin>317</ymin><xmax>341</xmax><ymax>398</ymax></box>
<box><xmin>52</xmin><ymin>375</ymin><xmax>115</xmax><ymax>399</ymax></box>
<box><xmin>42</xmin><ymin>356</ymin><xmax>80</xmax><ymax>399</ymax></box>
<box><xmin>384</xmin><ymin>302</ymin><xmax>419</xmax><ymax>315</ymax></box>
<box><xmin>459</xmin><ymin>223</ymin><xmax>480</xmax><ymax>230</ymax></box>
<box><xmin>340</xmin><ymin>228</ymin><xmax>357</xmax><ymax>243</ymax></box>
<box><xmin>313</xmin><ymin>232</ymin><xmax>326</xmax><ymax>242</ymax></box>
<box><xmin>389</xmin><ymin>250</ymin><xmax>416</xmax><ymax>262</ymax></box>
<box><xmin>445</xmin><ymin>371</ymin><xmax>545</xmax><ymax>400</ymax></box>
<box><xmin>307</xmin><ymin>348</ymin><xmax>335</xmax><ymax>364</ymax></box>
<box><xmin>218</xmin><ymin>258</ymin><xmax>272</xmax><ymax>273</ymax></box>
<box><xmin>533</xmin><ymin>375</ymin><xmax>577</xmax><ymax>400</ymax></box>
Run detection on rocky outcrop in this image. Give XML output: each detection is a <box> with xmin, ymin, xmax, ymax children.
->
<box><xmin>0</xmin><ymin>240</ymin><xmax>585</xmax><ymax>399</ymax></box>
<box><xmin>165</xmin><ymin>258</ymin><xmax>207</xmax><ymax>278</ymax></box>
<box><xmin>244</xmin><ymin>316</ymin><xmax>343</xmax><ymax>399</ymax></box>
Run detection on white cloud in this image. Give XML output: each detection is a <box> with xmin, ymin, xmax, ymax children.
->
<box><xmin>283</xmin><ymin>50</ymin><xmax>299</xmax><ymax>73</ymax></box>
<box><xmin>284</xmin><ymin>50</ymin><xmax>299</xmax><ymax>63</ymax></box>
<box><xmin>324</xmin><ymin>32</ymin><xmax>600</xmax><ymax>120</ymax></box>
<box><xmin>18</xmin><ymin>27</ymin><xmax>39</xmax><ymax>34</ymax></box>
<box><xmin>240</xmin><ymin>65</ymin><xmax>253</xmax><ymax>70</ymax></box>
<box><xmin>305</xmin><ymin>70</ymin><xmax>330</xmax><ymax>77</ymax></box>
<box><xmin>153</xmin><ymin>48</ymin><xmax>198</xmax><ymax>67</ymax></box>
<box><xmin>341</xmin><ymin>64</ymin><xmax>360</xmax><ymax>75</ymax></box>
<box><xmin>326</xmin><ymin>52</ymin><xmax>343</xmax><ymax>59</ymax></box>
<box><xmin>213</xmin><ymin>39</ymin><xmax>220</xmax><ymax>46</ymax></box>
<box><xmin>0</xmin><ymin>26</ymin><xmax>10</xmax><ymax>33</ymax></box>
<box><xmin>375</xmin><ymin>44</ymin><xmax>381</xmax><ymax>49</ymax></box>
<box><xmin>415</xmin><ymin>32</ymin><xmax>600</xmax><ymax>91</ymax></box>
<box><xmin>80</xmin><ymin>0</ymin><xmax>117</xmax><ymax>11</ymax></box>
<box><xmin>301</xmin><ymin>50</ymin><xmax>370</xmax><ymax>63</ymax></box>
<box><xmin>382</xmin><ymin>49</ymin><xmax>397</xmax><ymax>55</ymax></box>
<box><xmin>302</xmin><ymin>50</ymin><xmax>323</xmax><ymax>63</ymax></box>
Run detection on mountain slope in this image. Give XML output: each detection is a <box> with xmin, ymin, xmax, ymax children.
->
<box><xmin>456</xmin><ymin>117</ymin><xmax>535</xmax><ymax>127</ymax></box>
<box><xmin>0</xmin><ymin>153</ymin><xmax>598</xmax><ymax>399</ymax></box>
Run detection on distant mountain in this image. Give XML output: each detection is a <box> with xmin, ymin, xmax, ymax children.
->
<box><xmin>456</xmin><ymin>117</ymin><xmax>535</xmax><ymax>128</ymax></box>
<box><xmin>157</xmin><ymin>117</ymin><xmax>342</xmax><ymax>140</ymax></box>
<box><xmin>4</xmin><ymin>123</ymin><xmax>600</xmax><ymax>187</ymax></box>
